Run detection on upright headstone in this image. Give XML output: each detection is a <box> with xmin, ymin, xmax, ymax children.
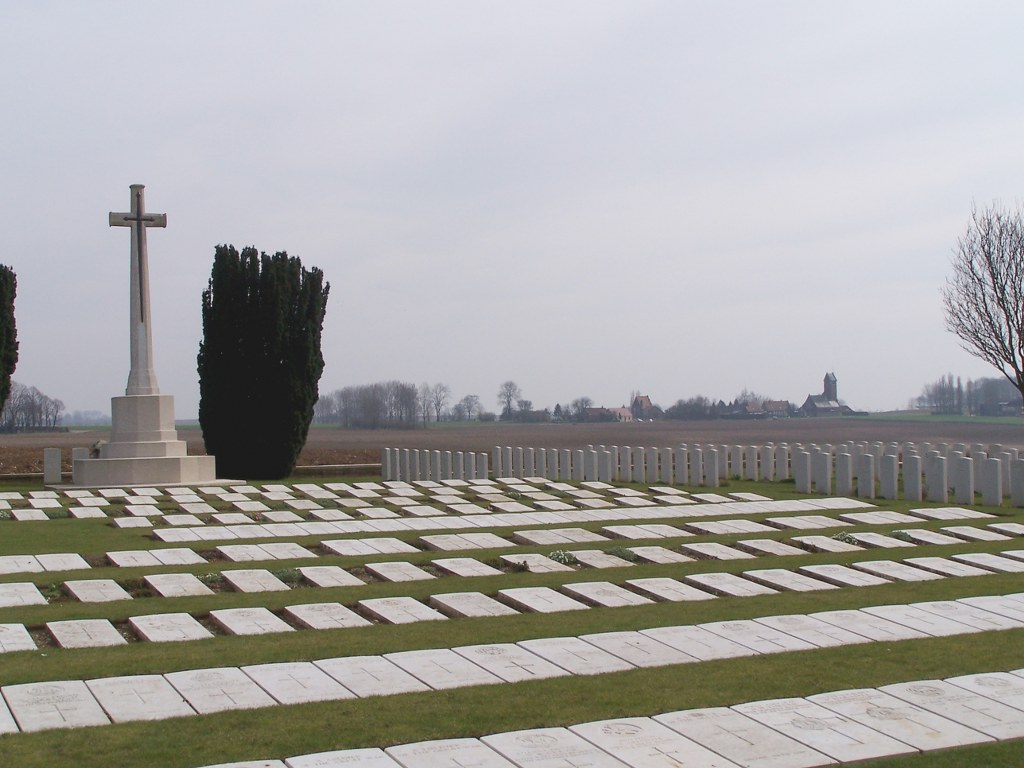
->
<box><xmin>43</xmin><ymin>448</ymin><xmax>62</xmax><ymax>485</ymax></box>
<box><xmin>926</xmin><ymin>455</ymin><xmax>948</xmax><ymax>503</ymax></box>
<box><xmin>793</xmin><ymin>451</ymin><xmax>811</xmax><ymax>493</ymax></box>
<box><xmin>903</xmin><ymin>454</ymin><xmax>923</xmax><ymax>501</ymax></box>
<box><xmin>835</xmin><ymin>452</ymin><xmax>853</xmax><ymax>497</ymax></box>
<box><xmin>857</xmin><ymin>454</ymin><xmax>875</xmax><ymax>499</ymax></box>
<box><xmin>981</xmin><ymin>456</ymin><xmax>1003</xmax><ymax>507</ymax></box>
<box><xmin>954</xmin><ymin>456</ymin><xmax>975</xmax><ymax>505</ymax></box>
<box><xmin>879</xmin><ymin>454</ymin><xmax>898</xmax><ymax>499</ymax></box>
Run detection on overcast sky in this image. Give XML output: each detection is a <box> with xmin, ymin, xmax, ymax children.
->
<box><xmin>3</xmin><ymin>1</ymin><xmax>1022</xmax><ymax>419</ymax></box>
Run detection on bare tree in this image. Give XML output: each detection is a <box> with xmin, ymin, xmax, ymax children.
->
<box><xmin>570</xmin><ymin>396</ymin><xmax>593</xmax><ymax>421</ymax></box>
<box><xmin>497</xmin><ymin>380</ymin><xmax>521</xmax><ymax>418</ymax></box>
<box><xmin>943</xmin><ymin>203</ymin><xmax>1024</xmax><ymax>401</ymax></box>
<box><xmin>430</xmin><ymin>382</ymin><xmax>450</xmax><ymax>422</ymax></box>
<box><xmin>418</xmin><ymin>382</ymin><xmax>432</xmax><ymax>426</ymax></box>
<box><xmin>456</xmin><ymin>394</ymin><xmax>479</xmax><ymax>421</ymax></box>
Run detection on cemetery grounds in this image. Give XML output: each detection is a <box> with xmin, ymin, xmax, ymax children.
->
<box><xmin>0</xmin><ymin>419</ymin><xmax>1023</xmax><ymax>766</ymax></box>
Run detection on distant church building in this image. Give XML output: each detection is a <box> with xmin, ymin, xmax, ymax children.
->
<box><xmin>801</xmin><ymin>372</ymin><xmax>850</xmax><ymax>416</ymax></box>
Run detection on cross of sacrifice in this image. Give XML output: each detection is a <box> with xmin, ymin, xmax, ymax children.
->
<box><xmin>109</xmin><ymin>184</ymin><xmax>166</xmax><ymax>396</ymax></box>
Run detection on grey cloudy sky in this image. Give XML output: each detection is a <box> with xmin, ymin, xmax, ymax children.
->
<box><xmin>3</xmin><ymin>1</ymin><xmax>1022</xmax><ymax>418</ymax></box>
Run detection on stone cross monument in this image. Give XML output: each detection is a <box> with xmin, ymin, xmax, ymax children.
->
<box><xmin>71</xmin><ymin>185</ymin><xmax>218</xmax><ymax>487</ymax></box>
<box><xmin>109</xmin><ymin>184</ymin><xmax>164</xmax><ymax>396</ymax></box>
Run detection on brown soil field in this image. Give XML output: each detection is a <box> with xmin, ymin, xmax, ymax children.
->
<box><xmin>3</xmin><ymin>417</ymin><xmax>1022</xmax><ymax>475</ymax></box>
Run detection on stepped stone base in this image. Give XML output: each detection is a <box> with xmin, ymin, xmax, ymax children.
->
<box><xmin>70</xmin><ymin>393</ymin><xmax>220</xmax><ymax>487</ymax></box>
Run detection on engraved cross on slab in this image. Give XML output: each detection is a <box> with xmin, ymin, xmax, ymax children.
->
<box><xmin>109</xmin><ymin>184</ymin><xmax>166</xmax><ymax>396</ymax></box>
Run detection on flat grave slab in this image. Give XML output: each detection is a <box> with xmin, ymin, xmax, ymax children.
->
<box><xmin>105</xmin><ymin>549</ymin><xmax>156</xmax><ymax>567</ymax></box>
<box><xmin>47</xmin><ymin>619</ymin><xmax>126</xmax><ymax>649</ymax></box>
<box><xmin>881</xmin><ymin>678</ymin><xmax>1024</xmax><ymax>740</ymax></box>
<box><xmin>952</xmin><ymin>552</ymin><xmax>1024</xmax><ymax>573</ymax></box>
<box><xmin>686</xmin><ymin>520</ymin><xmax>776</xmax><ymax>535</ymax></box>
<box><xmin>766</xmin><ymin>515</ymin><xmax>850</xmax><ymax>530</ymax></box>
<box><xmin>113</xmin><ymin>517</ymin><xmax>154</xmax><ymax>529</ymax></box>
<box><xmin>145</xmin><ymin>573</ymin><xmax>215</xmax><ymax>597</ymax></box>
<box><xmin>602</xmin><ymin>524</ymin><xmax>690</xmax><ymax>540</ymax></box>
<box><xmin>241</xmin><ymin>661</ymin><xmax>355</xmax><ymax>705</ymax></box>
<box><xmin>451</xmin><ymin>643</ymin><xmax>569</xmax><ymax>683</ymax></box>
<box><xmin>909</xmin><ymin>506</ymin><xmax>993</xmax><ymax>520</ymax></box>
<box><xmin>0</xmin><ymin>582</ymin><xmax>47</xmax><ymax>607</ymax></box>
<box><xmin>682</xmin><ymin>572</ymin><xmax>778</xmax><ymax>597</ymax></box>
<box><xmin>947</xmin><ymin>671</ymin><xmax>1024</xmax><ymax>712</ymax></box>
<box><xmin>129</xmin><ymin>612</ymin><xmax>214</xmax><ymax>642</ymax></box>
<box><xmin>942</xmin><ymin>525</ymin><xmax>1010</xmax><ymax>542</ymax></box>
<box><xmin>990</xmin><ymin>522</ymin><xmax>1024</xmax><ymax>536</ymax></box>
<box><xmin>568</xmin><ymin>550</ymin><xmax>635</xmax><ymax>569</ymax></box>
<box><xmin>625</xmin><ymin>546</ymin><xmax>693</xmax><ymax>564</ymax></box>
<box><xmin>796</xmin><ymin>564</ymin><xmax>890</xmax><ymax>588</ymax></box>
<box><xmin>893</xmin><ymin>529</ymin><xmax>963</xmax><ymax>545</ymax></box>
<box><xmin>0</xmin><ymin>623</ymin><xmax>36</xmax><ymax>653</ymax></box>
<box><xmin>849</xmin><ymin>560</ymin><xmax>943</xmax><ymax>582</ymax></box>
<box><xmin>561</xmin><ymin>581</ymin><xmax>653</xmax><ymax>608</ymax></box>
<box><xmin>213</xmin><ymin>513</ymin><xmax>255</xmax><ymax>525</ymax></box>
<box><xmin>365</xmin><ymin>561</ymin><xmax>435</xmax><ymax>583</ymax></box>
<box><xmin>2</xmin><ymin>679</ymin><xmax>110</xmax><ymax>732</ymax></box>
<box><xmin>210</xmin><ymin>607</ymin><xmax>295</xmax><ymax>636</ymax></box>
<box><xmin>735</xmin><ymin>539</ymin><xmax>807</xmax><ymax>557</ymax></box>
<box><xmin>64</xmin><ymin>579</ymin><xmax>133</xmax><ymax>603</ymax></box>
<box><xmin>386</xmin><ymin>738</ymin><xmax>517</xmax><ymax>767</ymax></box>
<box><xmin>755</xmin><ymin>614</ymin><xmax>872</xmax><ymax>648</ymax></box>
<box><xmin>654</xmin><ymin>706</ymin><xmax>834</xmax><ymax>768</ymax></box>
<box><xmin>702</xmin><ymin>618</ymin><xmax>818</xmax><ymax>654</ymax></box>
<box><xmin>384</xmin><ymin>648</ymin><xmax>502</xmax><ymax>690</ymax></box>
<box><xmin>690</xmin><ymin>493</ymin><xmax>732</xmax><ymax>503</ymax></box>
<box><xmin>790</xmin><ymin>535</ymin><xmax>863</xmax><ymax>553</ymax></box>
<box><xmin>165</xmin><ymin>667</ymin><xmax>277</xmax><ymax>713</ymax></box>
<box><xmin>497</xmin><ymin>587</ymin><xmax>589</xmax><ymax>614</ymax></box>
<box><xmin>162</xmin><ymin>514</ymin><xmax>203</xmax><ymax>527</ymax></box>
<box><xmin>734</xmin><ymin>695</ymin><xmax>915</xmax><ymax>762</ymax></box>
<box><xmin>217</xmin><ymin>544</ymin><xmax>270</xmax><ymax>562</ymax></box>
<box><xmin>67</xmin><ymin>507</ymin><xmax>108</xmax><ymax>519</ymax></box>
<box><xmin>420</xmin><ymin>533</ymin><xmax>512</xmax><ymax>551</ymax></box>
<box><xmin>298</xmin><ymin>565</ymin><xmax>365</xmax><ymax>588</ymax></box>
<box><xmin>11</xmin><ymin>509</ymin><xmax>49</xmax><ymax>521</ymax></box>
<box><xmin>625</xmin><ymin>577</ymin><xmax>716</xmax><ymax>602</ymax></box>
<box><xmin>428</xmin><ymin>592</ymin><xmax>519</xmax><ymax>618</ymax></box>
<box><xmin>860</xmin><ymin>604</ymin><xmax>978</xmax><ymax>636</ymax></box>
<box><xmin>151</xmin><ymin>548</ymin><xmax>207</xmax><ymax>569</ymax></box>
<box><xmin>579</xmin><ymin>630</ymin><xmax>698</xmax><ymax>668</ymax></box>
<box><xmin>517</xmin><ymin>636</ymin><xmax>636</xmax><ymax>676</ymax></box>
<box><xmin>323</xmin><ymin>538</ymin><xmax>419</xmax><ymax>556</ymax></box>
<box><xmin>86</xmin><ymin>674</ymin><xmax>196</xmax><ymax>722</ymax></box>
<box><xmin>283</xmin><ymin>602</ymin><xmax>372</xmax><ymax>630</ymax></box>
<box><xmin>430</xmin><ymin>558</ymin><xmax>503</xmax><ymax>577</ymax></box>
<box><xmin>314</xmin><ymin>655</ymin><xmax>430</xmax><ymax>698</ymax></box>
<box><xmin>499</xmin><ymin>553</ymin><xmax>574</xmax><ymax>574</ymax></box>
<box><xmin>811</xmin><ymin>609</ymin><xmax>928</xmax><ymax>642</ymax></box>
<box><xmin>223</xmin><ymin>569</ymin><xmax>292</xmax><ymax>593</ymax></box>
<box><xmin>0</xmin><ymin>554</ymin><xmax>43</xmax><ymax>575</ymax></box>
<box><xmin>358</xmin><ymin>597</ymin><xmax>447</xmax><ymax>624</ymax></box>
<box><xmin>903</xmin><ymin>556</ymin><xmax>992</xmax><ymax>578</ymax></box>
<box><xmin>847</xmin><ymin>532</ymin><xmax>915</xmax><ymax>549</ymax></box>
<box><xmin>742</xmin><ymin>569</ymin><xmax>838</xmax><ymax>593</ymax></box>
<box><xmin>809</xmin><ymin>687</ymin><xmax>992</xmax><ymax>750</ymax></box>
<box><xmin>911</xmin><ymin>599</ymin><xmax>1024</xmax><ymax>631</ymax></box>
<box><xmin>680</xmin><ymin>542</ymin><xmax>755</xmax><ymax>561</ymax></box>
<box><xmin>482</xmin><ymin>726</ymin><xmax>628</xmax><ymax>768</ymax></box>
<box><xmin>570</xmin><ymin>716</ymin><xmax>737</xmax><ymax>768</ymax></box>
<box><xmin>958</xmin><ymin>594</ymin><xmax>1024</xmax><ymax>623</ymax></box>
<box><xmin>839</xmin><ymin>510</ymin><xmax>919</xmax><ymax>525</ymax></box>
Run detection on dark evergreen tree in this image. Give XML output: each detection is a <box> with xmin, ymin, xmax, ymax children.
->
<box><xmin>0</xmin><ymin>265</ymin><xmax>18</xmax><ymax>411</ymax></box>
<box><xmin>198</xmin><ymin>245</ymin><xmax>329</xmax><ymax>479</ymax></box>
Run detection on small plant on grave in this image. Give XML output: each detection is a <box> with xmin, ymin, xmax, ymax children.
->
<box><xmin>198</xmin><ymin>571</ymin><xmax>223</xmax><ymax>586</ymax></box>
<box><xmin>548</xmin><ymin>549</ymin><xmax>578</xmax><ymax>565</ymax></box>
<box><xmin>831</xmin><ymin>531</ymin><xmax>859</xmax><ymax>544</ymax></box>
<box><xmin>506</xmin><ymin>560</ymin><xmax>530</xmax><ymax>573</ymax></box>
<box><xmin>271</xmin><ymin>568</ymin><xmax>303</xmax><ymax>585</ymax></box>
<box><xmin>42</xmin><ymin>582</ymin><xmax>64</xmax><ymax>601</ymax></box>
<box><xmin>0</xmin><ymin>510</ymin><xmax>10</xmax><ymax>521</ymax></box>
<box><xmin>606</xmin><ymin>546</ymin><xmax>639</xmax><ymax>562</ymax></box>
<box><xmin>890</xmin><ymin>530</ymin><xmax>915</xmax><ymax>542</ymax></box>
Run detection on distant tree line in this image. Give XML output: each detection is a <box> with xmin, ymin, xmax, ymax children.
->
<box><xmin>912</xmin><ymin>374</ymin><xmax>1023</xmax><ymax>416</ymax></box>
<box><xmin>0</xmin><ymin>382</ymin><xmax>64</xmax><ymax>431</ymax></box>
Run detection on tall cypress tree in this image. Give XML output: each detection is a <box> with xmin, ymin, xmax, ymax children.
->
<box><xmin>0</xmin><ymin>265</ymin><xmax>18</xmax><ymax>411</ymax></box>
<box><xmin>198</xmin><ymin>245</ymin><xmax>330</xmax><ymax>479</ymax></box>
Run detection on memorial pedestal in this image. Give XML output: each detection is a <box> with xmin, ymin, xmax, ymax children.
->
<box><xmin>71</xmin><ymin>394</ymin><xmax>217</xmax><ymax>487</ymax></box>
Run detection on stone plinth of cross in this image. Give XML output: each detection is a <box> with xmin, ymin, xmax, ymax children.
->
<box><xmin>109</xmin><ymin>184</ymin><xmax>166</xmax><ymax>396</ymax></box>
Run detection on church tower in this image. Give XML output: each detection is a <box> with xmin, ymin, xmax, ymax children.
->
<box><xmin>824</xmin><ymin>372</ymin><xmax>838</xmax><ymax>402</ymax></box>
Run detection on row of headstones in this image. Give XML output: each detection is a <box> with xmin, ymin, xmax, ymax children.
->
<box><xmin>382</xmin><ymin>442</ymin><xmax>1024</xmax><ymax>507</ymax></box>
